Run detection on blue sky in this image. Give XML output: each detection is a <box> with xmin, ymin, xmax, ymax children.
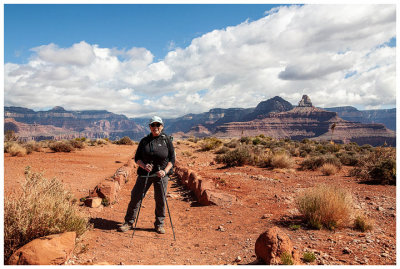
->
<box><xmin>5</xmin><ymin>4</ymin><xmax>284</xmax><ymax>64</ymax></box>
<box><xmin>4</xmin><ymin>4</ymin><xmax>397</xmax><ymax>118</ymax></box>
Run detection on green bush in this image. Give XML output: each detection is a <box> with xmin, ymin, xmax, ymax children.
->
<box><xmin>303</xmin><ymin>252</ymin><xmax>316</xmax><ymax>263</ymax></box>
<box><xmin>280</xmin><ymin>252</ymin><xmax>294</xmax><ymax>265</ymax></box>
<box><xmin>4</xmin><ymin>167</ymin><xmax>88</xmax><ymax>262</ymax></box>
<box><xmin>215</xmin><ymin>147</ymin><xmax>252</xmax><ymax>167</ymax></box>
<box><xmin>350</xmin><ymin>147</ymin><xmax>396</xmax><ymax>185</ymax></box>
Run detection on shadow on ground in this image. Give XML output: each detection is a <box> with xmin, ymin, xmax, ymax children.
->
<box><xmin>89</xmin><ymin>218</ymin><xmax>121</xmax><ymax>230</ymax></box>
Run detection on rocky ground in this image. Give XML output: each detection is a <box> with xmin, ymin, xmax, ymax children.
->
<box><xmin>4</xmin><ymin>141</ymin><xmax>396</xmax><ymax>265</ymax></box>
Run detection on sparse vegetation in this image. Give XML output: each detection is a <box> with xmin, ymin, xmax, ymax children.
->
<box><xmin>289</xmin><ymin>224</ymin><xmax>301</xmax><ymax>230</ymax></box>
<box><xmin>354</xmin><ymin>215</ymin><xmax>374</xmax><ymax>232</ymax></box>
<box><xmin>49</xmin><ymin>140</ymin><xmax>75</xmax><ymax>152</ymax></box>
<box><xmin>300</xmin><ymin>154</ymin><xmax>341</xmax><ymax>171</ymax></box>
<box><xmin>114</xmin><ymin>136</ymin><xmax>134</xmax><ymax>145</ymax></box>
<box><xmin>295</xmin><ymin>184</ymin><xmax>353</xmax><ymax>230</ymax></box>
<box><xmin>280</xmin><ymin>252</ymin><xmax>294</xmax><ymax>265</ymax></box>
<box><xmin>320</xmin><ymin>163</ymin><xmax>338</xmax><ymax>176</ymax></box>
<box><xmin>4</xmin><ymin>142</ymin><xmax>27</xmax><ymax>157</ymax></box>
<box><xmin>269</xmin><ymin>152</ymin><xmax>294</xmax><ymax>169</ymax></box>
<box><xmin>215</xmin><ymin>146</ymin><xmax>252</xmax><ymax>167</ymax></box>
<box><xmin>199</xmin><ymin>137</ymin><xmax>223</xmax><ymax>151</ymax></box>
<box><xmin>4</xmin><ymin>167</ymin><xmax>88</xmax><ymax>262</ymax></box>
<box><xmin>302</xmin><ymin>252</ymin><xmax>316</xmax><ymax>263</ymax></box>
<box><xmin>350</xmin><ymin>147</ymin><xmax>396</xmax><ymax>185</ymax></box>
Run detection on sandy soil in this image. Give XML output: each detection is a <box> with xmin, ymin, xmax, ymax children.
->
<box><xmin>4</xmin><ymin>141</ymin><xmax>396</xmax><ymax>265</ymax></box>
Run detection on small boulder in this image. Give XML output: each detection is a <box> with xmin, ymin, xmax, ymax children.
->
<box><xmin>255</xmin><ymin>226</ymin><xmax>300</xmax><ymax>265</ymax></box>
<box><xmin>84</xmin><ymin>197</ymin><xmax>102</xmax><ymax>208</ymax></box>
<box><xmin>8</xmin><ymin>232</ymin><xmax>76</xmax><ymax>265</ymax></box>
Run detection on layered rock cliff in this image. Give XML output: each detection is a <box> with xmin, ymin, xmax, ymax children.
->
<box><xmin>4</xmin><ymin>106</ymin><xmax>146</xmax><ymax>140</ymax></box>
<box><xmin>214</xmin><ymin>95</ymin><xmax>395</xmax><ymax>146</ymax></box>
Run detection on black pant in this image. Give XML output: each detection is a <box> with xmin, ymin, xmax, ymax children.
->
<box><xmin>124</xmin><ymin>175</ymin><xmax>168</xmax><ymax>227</ymax></box>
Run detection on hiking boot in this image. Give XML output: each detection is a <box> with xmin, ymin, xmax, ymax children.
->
<box><xmin>118</xmin><ymin>222</ymin><xmax>133</xmax><ymax>232</ymax></box>
<box><xmin>155</xmin><ymin>226</ymin><xmax>165</xmax><ymax>234</ymax></box>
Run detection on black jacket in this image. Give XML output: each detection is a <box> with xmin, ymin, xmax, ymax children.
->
<box><xmin>134</xmin><ymin>132</ymin><xmax>175</xmax><ymax>176</ymax></box>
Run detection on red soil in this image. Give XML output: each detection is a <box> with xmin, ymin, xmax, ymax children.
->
<box><xmin>4</xmin><ymin>142</ymin><xmax>396</xmax><ymax>265</ymax></box>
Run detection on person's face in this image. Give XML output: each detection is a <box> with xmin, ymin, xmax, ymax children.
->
<box><xmin>150</xmin><ymin>122</ymin><xmax>163</xmax><ymax>137</ymax></box>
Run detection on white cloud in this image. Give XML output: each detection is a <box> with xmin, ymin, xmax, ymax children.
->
<box><xmin>5</xmin><ymin>4</ymin><xmax>396</xmax><ymax>118</ymax></box>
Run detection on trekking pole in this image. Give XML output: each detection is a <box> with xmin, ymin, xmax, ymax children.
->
<box><xmin>159</xmin><ymin>166</ymin><xmax>176</xmax><ymax>241</ymax></box>
<box><xmin>131</xmin><ymin>169</ymin><xmax>150</xmax><ymax>239</ymax></box>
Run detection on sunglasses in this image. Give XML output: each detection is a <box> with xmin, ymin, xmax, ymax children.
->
<box><xmin>150</xmin><ymin>123</ymin><xmax>162</xmax><ymax>127</ymax></box>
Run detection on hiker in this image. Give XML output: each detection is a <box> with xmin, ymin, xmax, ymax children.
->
<box><xmin>118</xmin><ymin>116</ymin><xmax>175</xmax><ymax>234</ymax></box>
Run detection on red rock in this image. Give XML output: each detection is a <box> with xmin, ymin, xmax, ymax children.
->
<box><xmin>8</xmin><ymin>232</ymin><xmax>76</xmax><ymax>265</ymax></box>
<box><xmin>255</xmin><ymin>226</ymin><xmax>300</xmax><ymax>265</ymax></box>
<box><xmin>96</xmin><ymin>180</ymin><xmax>118</xmax><ymax>203</ymax></box>
<box><xmin>188</xmin><ymin>172</ymin><xmax>199</xmax><ymax>192</ymax></box>
<box><xmin>84</xmin><ymin>197</ymin><xmax>102</xmax><ymax>208</ymax></box>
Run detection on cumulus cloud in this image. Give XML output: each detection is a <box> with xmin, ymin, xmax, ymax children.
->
<box><xmin>4</xmin><ymin>4</ymin><xmax>396</xmax><ymax>118</ymax></box>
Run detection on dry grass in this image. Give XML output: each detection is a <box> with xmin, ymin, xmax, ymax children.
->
<box><xmin>354</xmin><ymin>214</ymin><xmax>374</xmax><ymax>232</ymax></box>
<box><xmin>49</xmin><ymin>140</ymin><xmax>75</xmax><ymax>152</ymax></box>
<box><xmin>4</xmin><ymin>142</ymin><xmax>27</xmax><ymax>157</ymax></box>
<box><xmin>270</xmin><ymin>152</ymin><xmax>294</xmax><ymax>169</ymax></box>
<box><xmin>320</xmin><ymin>163</ymin><xmax>339</xmax><ymax>176</ymax></box>
<box><xmin>4</xmin><ymin>167</ymin><xmax>88</xmax><ymax>262</ymax></box>
<box><xmin>295</xmin><ymin>184</ymin><xmax>353</xmax><ymax>230</ymax></box>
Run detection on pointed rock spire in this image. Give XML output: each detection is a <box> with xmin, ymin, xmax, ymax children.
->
<box><xmin>298</xmin><ymin>95</ymin><xmax>313</xmax><ymax>107</ymax></box>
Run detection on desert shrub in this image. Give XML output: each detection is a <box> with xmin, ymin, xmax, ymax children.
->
<box><xmin>289</xmin><ymin>147</ymin><xmax>300</xmax><ymax>157</ymax></box>
<box><xmin>68</xmin><ymin>139</ymin><xmax>85</xmax><ymax>149</ymax></box>
<box><xmin>300</xmin><ymin>154</ymin><xmax>341</xmax><ymax>171</ymax></box>
<box><xmin>49</xmin><ymin>141</ymin><xmax>75</xmax><ymax>152</ymax></box>
<box><xmin>224</xmin><ymin>139</ymin><xmax>240</xmax><ymax>149</ymax></box>
<box><xmin>303</xmin><ymin>252</ymin><xmax>316</xmax><ymax>263</ymax></box>
<box><xmin>320</xmin><ymin>163</ymin><xmax>338</xmax><ymax>176</ymax></box>
<box><xmin>4</xmin><ymin>142</ymin><xmax>27</xmax><ymax>157</ymax></box>
<box><xmin>344</xmin><ymin>142</ymin><xmax>360</xmax><ymax>152</ymax></box>
<box><xmin>295</xmin><ymin>184</ymin><xmax>353</xmax><ymax>230</ymax></box>
<box><xmin>23</xmin><ymin>141</ymin><xmax>43</xmax><ymax>154</ymax></box>
<box><xmin>350</xmin><ymin>147</ymin><xmax>396</xmax><ymax>185</ymax></box>
<box><xmin>75</xmin><ymin>137</ymin><xmax>86</xmax><ymax>142</ymax></box>
<box><xmin>338</xmin><ymin>152</ymin><xmax>360</xmax><ymax>166</ymax></box>
<box><xmin>269</xmin><ymin>152</ymin><xmax>294</xmax><ymax>169</ymax></box>
<box><xmin>280</xmin><ymin>252</ymin><xmax>294</xmax><ymax>265</ymax></box>
<box><xmin>240</xmin><ymin>136</ymin><xmax>252</xmax><ymax>145</ymax></box>
<box><xmin>200</xmin><ymin>137</ymin><xmax>222</xmax><ymax>151</ymax></box>
<box><xmin>215</xmin><ymin>146</ymin><xmax>230</xmax><ymax>154</ymax></box>
<box><xmin>353</xmin><ymin>215</ymin><xmax>373</xmax><ymax>232</ymax></box>
<box><xmin>4</xmin><ymin>167</ymin><xmax>88</xmax><ymax>262</ymax></box>
<box><xmin>4</xmin><ymin>130</ymin><xmax>18</xmax><ymax>142</ymax></box>
<box><xmin>95</xmin><ymin>138</ymin><xmax>108</xmax><ymax>145</ymax></box>
<box><xmin>360</xmin><ymin>144</ymin><xmax>374</xmax><ymax>152</ymax></box>
<box><xmin>215</xmin><ymin>146</ymin><xmax>252</xmax><ymax>167</ymax></box>
<box><xmin>252</xmin><ymin>137</ymin><xmax>263</xmax><ymax>145</ymax></box>
<box><xmin>114</xmin><ymin>136</ymin><xmax>134</xmax><ymax>145</ymax></box>
<box><xmin>187</xmin><ymin>136</ymin><xmax>199</xmax><ymax>143</ymax></box>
